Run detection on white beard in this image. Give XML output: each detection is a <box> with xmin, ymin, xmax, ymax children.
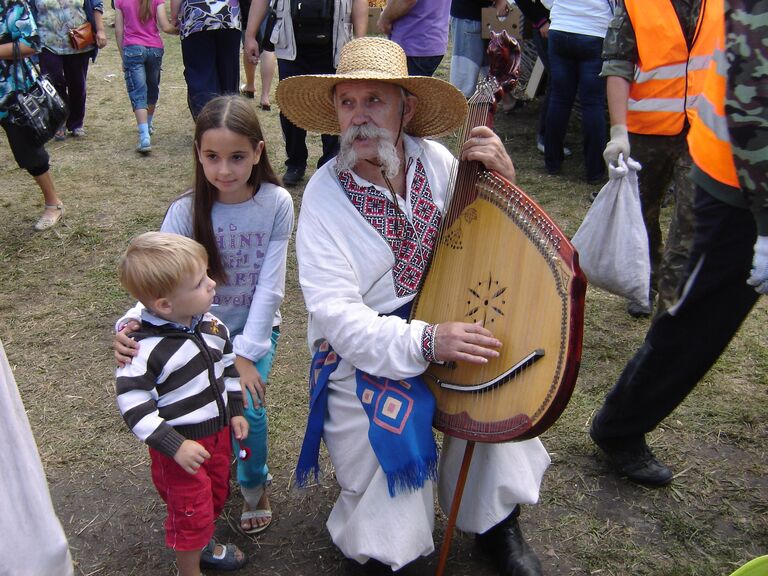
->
<box><xmin>336</xmin><ymin>124</ymin><xmax>401</xmax><ymax>179</ymax></box>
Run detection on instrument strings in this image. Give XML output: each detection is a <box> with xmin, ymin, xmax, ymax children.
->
<box><xmin>435</xmin><ymin>81</ymin><xmax>496</xmax><ymax>266</ymax></box>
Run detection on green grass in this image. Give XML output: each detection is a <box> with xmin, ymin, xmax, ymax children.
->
<box><xmin>0</xmin><ymin>10</ymin><xmax>766</xmax><ymax>575</ymax></box>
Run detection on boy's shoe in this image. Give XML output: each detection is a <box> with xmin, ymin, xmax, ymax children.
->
<box><xmin>137</xmin><ymin>135</ymin><xmax>152</xmax><ymax>154</ymax></box>
<box><xmin>54</xmin><ymin>128</ymin><xmax>67</xmax><ymax>141</ymax></box>
<box><xmin>200</xmin><ymin>539</ymin><xmax>247</xmax><ymax>571</ymax></box>
<box><xmin>70</xmin><ymin>127</ymin><xmax>86</xmax><ymax>137</ymax></box>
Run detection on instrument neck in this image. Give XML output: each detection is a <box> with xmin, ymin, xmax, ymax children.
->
<box><xmin>443</xmin><ymin>77</ymin><xmax>500</xmax><ymax>229</ymax></box>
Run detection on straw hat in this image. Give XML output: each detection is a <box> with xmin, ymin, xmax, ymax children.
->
<box><xmin>276</xmin><ymin>37</ymin><xmax>468</xmax><ymax>137</ymax></box>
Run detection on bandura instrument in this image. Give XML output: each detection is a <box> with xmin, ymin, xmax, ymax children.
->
<box><xmin>412</xmin><ymin>31</ymin><xmax>586</xmax><ymax>443</ymax></box>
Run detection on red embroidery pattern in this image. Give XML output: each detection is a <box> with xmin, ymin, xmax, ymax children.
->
<box><xmin>338</xmin><ymin>161</ymin><xmax>442</xmax><ymax>297</ymax></box>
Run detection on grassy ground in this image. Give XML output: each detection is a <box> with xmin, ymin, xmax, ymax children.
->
<box><xmin>0</xmin><ymin>12</ymin><xmax>766</xmax><ymax>576</ymax></box>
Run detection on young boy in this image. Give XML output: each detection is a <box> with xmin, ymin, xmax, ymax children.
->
<box><xmin>116</xmin><ymin>231</ymin><xmax>248</xmax><ymax>575</ymax></box>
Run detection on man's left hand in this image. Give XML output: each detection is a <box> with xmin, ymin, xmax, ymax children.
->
<box><xmin>747</xmin><ymin>235</ymin><xmax>768</xmax><ymax>294</ymax></box>
<box><xmin>460</xmin><ymin>126</ymin><xmax>516</xmax><ymax>183</ymax></box>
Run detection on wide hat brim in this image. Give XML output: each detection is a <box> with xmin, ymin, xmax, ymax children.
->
<box><xmin>275</xmin><ymin>38</ymin><xmax>468</xmax><ymax>137</ymax></box>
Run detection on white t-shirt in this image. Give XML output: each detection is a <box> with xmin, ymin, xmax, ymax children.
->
<box><xmin>549</xmin><ymin>0</ymin><xmax>614</xmax><ymax>38</ymax></box>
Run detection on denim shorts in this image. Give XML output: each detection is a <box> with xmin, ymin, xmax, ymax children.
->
<box><xmin>122</xmin><ymin>44</ymin><xmax>164</xmax><ymax>110</ymax></box>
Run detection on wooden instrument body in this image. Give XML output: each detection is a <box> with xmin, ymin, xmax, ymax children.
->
<box><xmin>412</xmin><ymin>170</ymin><xmax>586</xmax><ymax>442</ymax></box>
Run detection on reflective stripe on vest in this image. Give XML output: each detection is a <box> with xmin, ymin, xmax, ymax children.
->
<box><xmin>624</xmin><ymin>0</ymin><xmax>716</xmax><ymax>135</ymax></box>
<box><xmin>687</xmin><ymin>38</ymin><xmax>739</xmax><ymax>187</ymax></box>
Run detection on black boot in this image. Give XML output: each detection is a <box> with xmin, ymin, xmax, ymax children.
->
<box><xmin>476</xmin><ymin>507</ymin><xmax>543</xmax><ymax>576</ymax></box>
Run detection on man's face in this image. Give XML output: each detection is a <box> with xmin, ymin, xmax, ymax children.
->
<box><xmin>334</xmin><ymin>81</ymin><xmax>413</xmax><ymax>164</ymax></box>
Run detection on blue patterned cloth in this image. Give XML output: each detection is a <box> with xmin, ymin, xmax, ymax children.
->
<box><xmin>0</xmin><ymin>0</ymin><xmax>40</xmax><ymax>120</ymax></box>
<box><xmin>296</xmin><ymin>304</ymin><xmax>439</xmax><ymax>497</ymax></box>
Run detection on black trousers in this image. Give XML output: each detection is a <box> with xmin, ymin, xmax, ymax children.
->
<box><xmin>277</xmin><ymin>43</ymin><xmax>339</xmax><ymax>170</ymax></box>
<box><xmin>181</xmin><ymin>28</ymin><xmax>241</xmax><ymax>118</ymax></box>
<box><xmin>591</xmin><ymin>187</ymin><xmax>760</xmax><ymax>450</ymax></box>
<box><xmin>1</xmin><ymin>121</ymin><xmax>50</xmax><ymax>176</ymax></box>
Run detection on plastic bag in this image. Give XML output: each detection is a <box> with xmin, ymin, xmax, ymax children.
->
<box><xmin>572</xmin><ymin>156</ymin><xmax>650</xmax><ymax>308</ymax></box>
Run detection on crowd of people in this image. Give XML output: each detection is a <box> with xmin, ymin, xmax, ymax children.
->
<box><xmin>1</xmin><ymin>0</ymin><xmax>766</xmax><ymax>575</ymax></box>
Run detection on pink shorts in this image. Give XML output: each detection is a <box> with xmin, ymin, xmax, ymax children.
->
<box><xmin>149</xmin><ymin>426</ymin><xmax>232</xmax><ymax>551</ymax></box>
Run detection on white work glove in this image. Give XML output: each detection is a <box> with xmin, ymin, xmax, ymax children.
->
<box><xmin>603</xmin><ymin>124</ymin><xmax>630</xmax><ymax>169</ymax></box>
<box><xmin>606</xmin><ymin>153</ymin><xmax>642</xmax><ymax>180</ymax></box>
<box><xmin>747</xmin><ymin>235</ymin><xmax>768</xmax><ymax>294</ymax></box>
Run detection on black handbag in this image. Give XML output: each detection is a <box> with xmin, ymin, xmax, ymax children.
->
<box><xmin>1</xmin><ymin>41</ymin><xmax>68</xmax><ymax>146</ymax></box>
<box><xmin>257</xmin><ymin>2</ymin><xmax>278</xmax><ymax>52</ymax></box>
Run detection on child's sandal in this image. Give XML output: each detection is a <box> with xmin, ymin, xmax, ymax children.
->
<box><xmin>200</xmin><ymin>539</ymin><xmax>247</xmax><ymax>571</ymax></box>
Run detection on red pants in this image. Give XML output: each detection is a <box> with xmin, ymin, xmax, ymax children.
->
<box><xmin>149</xmin><ymin>426</ymin><xmax>232</xmax><ymax>551</ymax></box>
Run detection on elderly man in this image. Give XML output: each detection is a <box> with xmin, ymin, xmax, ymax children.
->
<box><xmin>277</xmin><ymin>37</ymin><xmax>549</xmax><ymax>575</ymax></box>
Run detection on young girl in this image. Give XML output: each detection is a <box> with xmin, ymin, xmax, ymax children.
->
<box><xmin>115</xmin><ymin>95</ymin><xmax>294</xmax><ymax>546</ymax></box>
<box><xmin>114</xmin><ymin>0</ymin><xmax>177</xmax><ymax>153</ymax></box>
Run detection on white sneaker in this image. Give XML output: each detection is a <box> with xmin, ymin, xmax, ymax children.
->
<box><xmin>537</xmin><ymin>137</ymin><xmax>572</xmax><ymax>157</ymax></box>
<box><xmin>137</xmin><ymin>135</ymin><xmax>152</xmax><ymax>154</ymax></box>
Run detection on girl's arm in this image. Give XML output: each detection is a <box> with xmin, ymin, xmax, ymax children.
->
<box><xmin>232</xmin><ymin>193</ymin><xmax>293</xmax><ymax>365</ymax></box>
<box><xmin>114</xmin><ymin>7</ymin><xmax>124</xmax><ymax>58</ymax></box>
<box><xmin>156</xmin><ymin>1</ymin><xmax>178</xmax><ymax>34</ymax></box>
<box><xmin>170</xmin><ymin>0</ymin><xmax>182</xmax><ymax>26</ymax></box>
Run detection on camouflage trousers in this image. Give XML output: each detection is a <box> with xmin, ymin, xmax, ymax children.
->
<box><xmin>629</xmin><ymin>130</ymin><xmax>696</xmax><ymax>316</ymax></box>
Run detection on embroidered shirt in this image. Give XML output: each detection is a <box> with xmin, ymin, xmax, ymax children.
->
<box><xmin>296</xmin><ymin>134</ymin><xmax>454</xmax><ymax>379</ymax></box>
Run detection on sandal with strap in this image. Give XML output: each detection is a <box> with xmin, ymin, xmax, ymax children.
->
<box><xmin>241</xmin><ymin>507</ymin><xmax>272</xmax><ymax>534</ymax></box>
<box><xmin>34</xmin><ymin>202</ymin><xmax>64</xmax><ymax>231</ymax></box>
<box><xmin>200</xmin><ymin>539</ymin><xmax>247</xmax><ymax>571</ymax></box>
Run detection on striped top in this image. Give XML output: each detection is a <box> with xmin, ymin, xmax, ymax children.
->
<box><xmin>116</xmin><ymin>310</ymin><xmax>243</xmax><ymax>458</ymax></box>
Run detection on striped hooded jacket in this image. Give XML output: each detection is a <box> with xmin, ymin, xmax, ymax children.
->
<box><xmin>116</xmin><ymin>310</ymin><xmax>244</xmax><ymax>458</ymax></box>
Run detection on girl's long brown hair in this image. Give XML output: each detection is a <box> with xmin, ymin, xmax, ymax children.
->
<box><xmin>188</xmin><ymin>95</ymin><xmax>281</xmax><ymax>284</ymax></box>
<box><xmin>139</xmin><ymin>0</ymin><xmax>153</xmax><ymax>23</ymax></box>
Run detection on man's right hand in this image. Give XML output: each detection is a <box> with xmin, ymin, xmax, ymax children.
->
<box><xmin>433</xmin><ymin>322</ymin><xmax>501</xmax><ymax>365</ymax></box>
<box><xmin>114</xmin><ymin>320</ymin><xmax>141</xmax><ymax>367</ymax></box>
<box><xmin>603</xmin><ymin>124</ymin><xmax>630</xmax><ymax>168</ymax></box>
<box><xmin>244</xmin><ymin>36</ymin><xmax>260</xmax><ymax>65</ymax></box>
<box><xmin>174</xmin><ymin>439</ymin><xmax>211</xmax><ymax>474</ymax></box>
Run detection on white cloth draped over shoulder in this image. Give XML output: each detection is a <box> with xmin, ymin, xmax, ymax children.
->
<box><xmin>0</xmin><ymin>338</ymin><xmax>74</xmax><ymax>576</ymax></box>
<box><xmin>295</xmin><ymin>135</ymin><xmax>550</xmax><ymax>570</ymax></box>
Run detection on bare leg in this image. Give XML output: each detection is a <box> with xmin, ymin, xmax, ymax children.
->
<box><xmin>258</xmin><ymin>50</ymin><xmax>275</xmax><ymax>108</ymax></box>
<box><xmin>33</xmin><ymin>171</ymin><xmax>61</xmax><ymax>211</ymax></box>
<box><xmin>242</xmin><ymin>50</ymin><xmax>256</xmax><ymax>94</ymax></box>
<box><xmin>133</xmin><ymin>108</ymin><xmax>148</xmax><ymax>126</ymax></box>
<box><xmin>176</xmin><ymin>549</ymin><xmax>203</xmax><ymax>576</ymax></box>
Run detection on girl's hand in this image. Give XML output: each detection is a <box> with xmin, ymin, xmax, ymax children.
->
<box><xmin>114</xmin><ymin>320</ymin><xmax>141</xmax><ymax>367</ymax></box>
<box><xmin>173</xmin><ymin>439</ymin><xmax>211</xmax><ymax>474</ymax></box>
<box><xmin>230</xmin><ymin>416</ymin><xmax>249</xmax><ymax>441</ymax></box>
<box><xmin>235</xmin><ymin>355</ymin><xmax>266</xmax><ymax>409</ymax></box>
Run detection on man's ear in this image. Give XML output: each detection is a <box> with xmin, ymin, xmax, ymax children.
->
<box><xmin>402</xmin><ymin>93</ymin><xmax>418</xmax><ymax>126</ymax></box>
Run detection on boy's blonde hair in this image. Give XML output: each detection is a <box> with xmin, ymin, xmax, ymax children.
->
<box><xmin>119</xmin><ymin>232</ymin><xmax>208</xmax><ymax>305</ymax></box>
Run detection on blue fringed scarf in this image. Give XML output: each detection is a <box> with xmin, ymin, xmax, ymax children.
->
<box><xmin>295</xmin><ymin>305</ymin><xmax>439</xmax><ymax>497</ymax></box>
